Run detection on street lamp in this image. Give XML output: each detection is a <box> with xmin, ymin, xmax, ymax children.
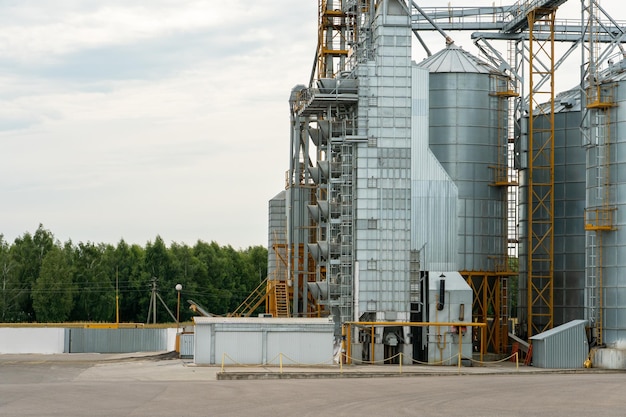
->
<box><xmin>175</xmin><ymin>284</ymin><xmax>183</xmax><ymax>330</ymax></box>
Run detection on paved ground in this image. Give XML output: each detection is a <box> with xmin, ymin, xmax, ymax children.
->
<box><xmin>1</xmin><ymin>353</ymin><xmax>625</xmax><ymax>416</ymax></box>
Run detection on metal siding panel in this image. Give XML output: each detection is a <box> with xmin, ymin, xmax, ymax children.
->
<box><xmin>68</xmin><ymin>329</ymin><xmax>167</xmax><ymax>353</ymax></box>
<box><xmin>531</xmin><ymin>320</ymin><xmax>588</xmax><ymax>368</ymax></box>
<box><xmin>266</xmin><ymin>331</ymin><xmax>334</xmax><ymax>365</ymax></box>
<box><xmin>179</xmin><ymin>333</ymin><xmax>194</xmax><ymax>358</ymax></box>
<box><xmin>193</xmin><ymin>323</ymin><xmax>212</xmax><ymax>364</ymax></box>
<box><xmin>419</xmin><ymin>51</ymin><xmax>507</xmax><ymax>272</ymax></box>
<box><xmin>593</xmin><ymin>80</ymin><xmax>626</xmax><ymax>344</ymax></box>
<box><xmin>215</xmin><ymin>331</ymin><xmax>263</xmax><ymax>365</ymax></box>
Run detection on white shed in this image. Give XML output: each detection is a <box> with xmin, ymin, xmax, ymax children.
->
<box><xmin>193</xmin><ymin>317</ymin><xmax>335</xmax><ymax>365</ymax></box>
<box><xmin>530</xmin><ymin>320</ymin><xmax>588</xmax><ymax>368</ymax></box>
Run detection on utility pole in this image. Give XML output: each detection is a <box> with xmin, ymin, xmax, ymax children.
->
<box><xmin>146</xmin><ymin>277</ymin><xmax>158</xmax><ymax>324</ymax></box>
<box><xmin>146</xmin><ymin>276</ymin><xmax>178</xmax><ymax>324</ymax></box>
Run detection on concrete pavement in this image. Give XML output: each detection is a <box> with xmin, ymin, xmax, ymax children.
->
<box><xmin>2</xmin><ymin>352</ymin><xmax>626</xmax><ymax>417</ymax></box>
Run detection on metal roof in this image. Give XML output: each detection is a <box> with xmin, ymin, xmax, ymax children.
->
<box><xmin>193</xmin><ymin>317</ymin><xmax>334</xmax><ymax>325</ymax></box>
<box><xmin>417</xmin><ymin>43</ymin><xmax>498</xmax><ymax>74</ymax></box>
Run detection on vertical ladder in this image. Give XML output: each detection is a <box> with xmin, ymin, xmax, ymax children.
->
<box><xmin>583</xmin><ymin>83</ymin><xmax>614</xmax><ymax>348</ymax></box>
<box><xmin>585</xmin><ymin>233</ymin><xmax>602</xmax><ymax>342</ymax></box>
<box><xmin>273</xmin><ymin>281</ymin><xmax>290</xmax><ymax>318</ymax></box>
<box><xmin>339</xmin><ymin>143</ymin><xmax>354</xmax><ymax>323</ymax></box>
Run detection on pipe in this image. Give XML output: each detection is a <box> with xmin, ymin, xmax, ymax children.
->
<box><xmin>437</xmin><ymin>277</ymin><xmax>445</xmax><ymax>311</ymax></box>
<box><xmin>411</xmin><ymin>1</ymin><xmax>455</xmax><ymax>45</ymax></box>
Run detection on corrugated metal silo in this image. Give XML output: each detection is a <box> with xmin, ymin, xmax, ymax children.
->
<box><xmin>418</xmin><ymin>44</ymin><xmax>507</xmax><ymax>272</ymax></box>
<box><xmin>268</xmin><ymin>190</ymin><xmax>286</xmax><ymax>280</ymax></box>
<box><xmin>519</xmin><ymin>88</ymin><xmax>587</xmax><ymax>330</ymax></box>
<box><xmin>587</xmin><ymin>61</ymin><xmax>626</xmax><ymax>347</ymax></box>
<box><xmin>552</xmin><ymin>90</ymin><xmax>587</xmax><ymax>325</ymax></box>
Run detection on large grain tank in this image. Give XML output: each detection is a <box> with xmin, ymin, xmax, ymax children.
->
<box><xmin>534</xmin><ymin>88</ymin><xmax>586</xmax><ymax>326</ymax></box>
<box><xmin>517</xmin><ymin>88</ymin><xmax>587</xmax><ymax>334</ymax></box>
<box><xmin>586</xmin><ymin>60</ymin><xmax>626</xmax><ymax>351</ymax></box>
<box><xmin>418</xmin><ymin>44</ymin><xmax>508</xmax><ymax>273</ymax></box>
<box><xmin>553</xmin><ymin>90</ymin><xmax>587</xmax><ymax>324</ymax></box>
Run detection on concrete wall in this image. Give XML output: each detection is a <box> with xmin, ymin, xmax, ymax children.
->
<box><xmin>0</xmin><ymin>328</ymin><xmax>67</xmax><ymax>354</ymax></box>
<box><xmin>0</xmin><ymin>327</ymin><xmax>178</xmax><ymax>354</ymax></box>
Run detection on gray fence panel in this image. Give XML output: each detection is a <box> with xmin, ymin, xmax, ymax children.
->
<box><xmin>179</xmin><ymin>333</ymin><xmax>194</xmax><ymax>359</ymax></box>
<box><xmin>69</xmin><ymin>328</ymin><xmax>167</xmax><ymax>353</ymax></box>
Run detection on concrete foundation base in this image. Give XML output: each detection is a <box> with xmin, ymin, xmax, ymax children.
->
<box><xmin>593</xmin><ymin>348</ymin><xmax>626</xmax><ymax>369</ymax></box>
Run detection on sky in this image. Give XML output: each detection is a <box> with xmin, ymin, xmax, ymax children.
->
<box><xmin>0</xmin><ymin>0</ymin><xmax>621</xmax><ymax>249</ymax></box>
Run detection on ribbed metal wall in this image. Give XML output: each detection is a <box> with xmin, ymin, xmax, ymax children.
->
<box><xmin>555</xmin><ymin>94</ymin><xmax>587</xmax><ymax>324</ymax></box>
<box><xmin>179</xmin><ymin>333</ymin><xmax>194</xmax><ymax>359</ymax></box>
<box><xmin>530</xmin><ymin>320</ymin><xmax>588</xmax><ymax>368</ymax></box>
<box><xmin>532</xmin><ymin>89</ymin><xmax>586</xmax><ymax>326</ymax></box>
<box><xmin>411</xmin><ymin>64</ymin><xmax>458</xmax><ymax>271</ymax></box>
<box><xmin>68</xmin><ymin>328</ymin><xmax>167</xmax><ymax>353</ymax></box>
<box><xmin>194</xmin><ymin>317</ymin><xmax>334</xmax><ymax>365</ymax></box>
<box><xmin>353</xmin><ymin>6</ymin><xmax>412</xmax><ymax>321</ymax></box>
<box><xmin>590</xmin><ymin>67</ymin><xmax>626</xmax><ymax>345</ymax></box>
<box><xmin>519</xmin><ymin>89</ymin><xmax>587</xmax><ymax>328</ymax></box>
<box><xmin>267</xmin><ymin>190</ymin><xmax>286</xmax><ymax>279</ymax></box>
<box><xmin>418</xmin><ymin>45</ymin><xmax>506</xmax><ymax>272</ymax></box>
<box><xmin>519</xmin><ymin>62</ymin><xmax>626</xmax><ymax>345</ymax></box>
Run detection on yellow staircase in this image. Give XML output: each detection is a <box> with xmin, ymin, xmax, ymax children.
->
<box><xmin>228</xmin><ymin>278</ymin><xmax>269</xmax><ymax>317</ymax></box>
<box><xmin>272</xmin><ymin>281</ymin><xmax>290</xmax><ymax>318</ymax></box>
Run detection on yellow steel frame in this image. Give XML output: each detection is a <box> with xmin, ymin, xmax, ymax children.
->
<box><xmin>317</xmin><ymin>0</ymin><xmax>349</xmax><ymax>79</ymax></box>
<box><xmin>462</xmin><ymin>271</ymin><xmax>512</xmax><ymax>354</ymax></box>
<box><xmin>527</xmin><ymin>8</ymin><xmax>556</xmax><ymax>338</ymax></box>
<box><xmin>343</xmin><ymin>321</ymin><xmax>487</xmax><ymax>365</ymax></box>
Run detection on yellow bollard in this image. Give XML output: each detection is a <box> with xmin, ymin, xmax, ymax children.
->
<box><xmin>221</xmin><ymin>353</ymin><xmax>225</xmax><ymax>373</ymax></box>
<box><xmin>279</xmin><ymin>353</ymin><xmax>283</xmax><ymax>374</ymax></box>
<box><xmin>399</xmin><ymin>352</ymin><xmax>403</xmax><ymax>374</ymax></box>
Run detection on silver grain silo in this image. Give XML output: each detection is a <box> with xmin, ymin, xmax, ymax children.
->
<box><xmin>553</xmin><ymin>90</ymin><xmax>587</xmax><ymax>325</ymax></box>
<box><xmin>418</xmin><ymin>44</ymin><xmax>508</xmax><ymax>273</ymax></box>
<box><xmin>518</xmin><ymin>88</ymin><xmax>587</xmax><ymax>332</ymax></box>
<box><xmin>417</xmin><ymin>44</ymin><xmax>511</xmax><ymax>353</ymax></box>
<box><xmin>586</xmin><ymin>60</ymin><xmax>626</xmax><ymax>351</ymax></box>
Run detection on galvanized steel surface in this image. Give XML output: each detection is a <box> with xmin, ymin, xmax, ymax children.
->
<box><xmin>352</xmin><ymin>7</ymin><xmax>413</xmax><ymax>320</ymax></box>
<box><xmin>68</xmin><ymin>328</ymin><xmax>168</xmax><ymax>353</ymax></box>
<box><xmin>193</xmin><ymin>317</ymin><xmax>335</xmax><ymax>365</ymax></box>
<box><xmin>530</xmin><ymin>320</ymin><xmax>588</xmax><ymax>368</ymax></box>
<box><xmin>411</xmin><ymin>65</ymin><xmax>458</xmax><ymax>271</ymax></box>
<box><xmin>419</xmin><ymin>46</ymin><xmax>507</xmax><ymax>272</ymax></box>
<box><xmin>593</xmin><ymin>75</ymin><xmax>626</xmax><ymax>345</ymax></box>
<box><xmin>519</xmin><ymin>91</ymin><xmax>587</xmax><ymax>326</ymax></box>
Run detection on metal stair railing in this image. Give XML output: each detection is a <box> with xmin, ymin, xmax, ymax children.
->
<box><xmin>229</xmin><ymin>277</ymin><xmax>269</xmax><ymax>317</ymax></box>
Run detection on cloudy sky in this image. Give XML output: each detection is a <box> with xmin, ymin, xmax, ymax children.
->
<box><xmin>0</xmin><ymin>1</ymin><xmax>620</xmax><ymax>249</ymax></box>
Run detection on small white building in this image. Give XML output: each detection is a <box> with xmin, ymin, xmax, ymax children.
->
<box><xmin>193</xmin><ymin>317</ymin><xmax>335</xmax><ymax>365</ymax></box>
<box><xmin>427</xmin><ymin>271</ymin><xmax>473</xmax><ymax>365</ymax></box>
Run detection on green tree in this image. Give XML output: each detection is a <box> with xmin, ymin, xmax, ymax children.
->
<box><xmin>0</xmin><ymin>235</ymin><xmax>21</xmax><ymax>321</ymax></box>
<box><xmin>114</xmin><ymin>240</ymin><xmax>148</xmax><ymax>323</ymax></box>
<box><xmin>9</xmin><ymin>224</ymin><xmax>56</xmax><ymax>321</ymax></box>
<box><xmin>169</xmin><ymin>242</ymin><xmax>203</xmax><ymax>322</ymax></box>
<box><xmin>144</xmin><ymin>236</ymin><xmax>177</xmax><ymax>322</ymax></box>
<box><xmin>69</xmin><ymin>242</ymin><xmax>115</xmax><ymax>322</ymax></box>
<box><xmin>32</xmin><ymin>246</ymin><xmax>74</xmax><ymax>322</ymax></box>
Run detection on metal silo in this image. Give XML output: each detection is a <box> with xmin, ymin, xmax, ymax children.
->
<box><xmin>518</xmin><ymin>88</ymin><xmax>587</xmax><ymax>331</ymax></box>
<box><xmin>585</xmin><ymin>60</ymin><xmax>626</xmax><ymax>352</ymax></box>
<box><xmin>552</xmin><ymin>90</ymin><xmax>587</xmax><ymax>325</ymax></box>
<box><xmin>418</xmin><ymin>44</ymin><xmax>511</xmax><ymax>353</ymax></box>
<box><xmin>418</xmin><ymin>44</ymin><xmax>508</xmax><ymax>274</ymax></box>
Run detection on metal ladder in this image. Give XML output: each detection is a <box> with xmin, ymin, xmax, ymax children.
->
<box><xmin>273</xmin><ymin>281</ymin><xmax>290</xmax><ymax>318</ymax></box>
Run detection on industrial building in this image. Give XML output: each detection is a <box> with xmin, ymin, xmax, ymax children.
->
<box><xmin>236</xmin><ymin>0</ymin><xmax>626</xmax><ymax>368</ymax></box>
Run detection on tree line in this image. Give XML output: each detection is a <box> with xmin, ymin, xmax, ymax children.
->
<box><xmin>0</xmin><ymin>225</ymin><xmax>268</xmax><ymax>323</ymax></box>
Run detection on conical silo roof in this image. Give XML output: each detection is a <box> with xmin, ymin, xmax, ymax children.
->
<box><xmin>418</xmin><ymin>43</ymin><xmax>497</xmax><ymax>74</ymax></box>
